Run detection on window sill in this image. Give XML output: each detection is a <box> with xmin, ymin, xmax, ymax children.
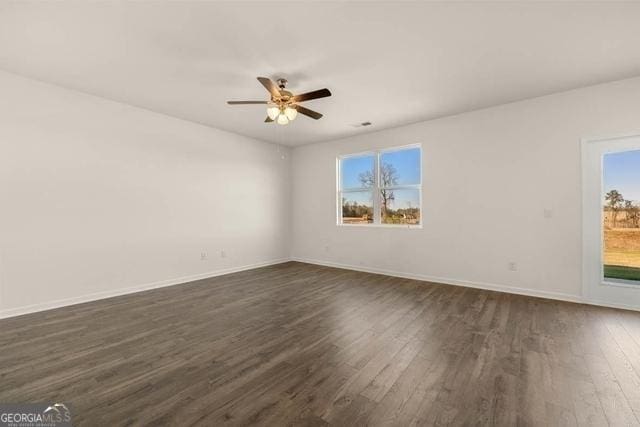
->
<box><xmin>601</xmin><ymin>278</ymin><xmax>640</xmax><ymax>289</ymax></box>
<box><xmin>336</xmin><ymin>223</ymin><xmax>423</xmax><ymax>229</ymax></box>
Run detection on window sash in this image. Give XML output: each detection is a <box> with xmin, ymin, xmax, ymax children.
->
<box><xmin>338</xmin><ymin>152</ymin><xmax>376</xmax><ymax>192</ymax></box>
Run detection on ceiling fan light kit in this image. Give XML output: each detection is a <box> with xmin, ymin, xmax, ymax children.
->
<box><xmin>227</xmin><ymin>77</ymin><xmax>331</xmax><ymax>125</ymax></box>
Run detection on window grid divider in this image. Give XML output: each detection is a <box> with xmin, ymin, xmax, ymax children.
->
<box><xmin>373</xmin><ymin>152</ymin><xmax>382</xmax><ymax>224</ymax></box>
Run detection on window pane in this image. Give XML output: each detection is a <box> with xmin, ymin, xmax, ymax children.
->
<box><xmin>380</xmin><ymin>147</ymin><xmax>421</xmax><ymax>187</ymax></box>
<box><xmin>341</xmin><ymin>191</ymin><xmax>373</xmax><ymax>224</ymax></box>
<box><xmin>603</xmin><ymin>149</ymin><xmax>640</xmax><ymax>283</ymax></box>
<box><xmin>340</xmin><ymin>155</ymin><xmax>375</xmax><ymax>190</ymax></box>
<box><xmin>380</xmin><ymin>188</ymin><xmax>420</xmax><ymax>225</ymax></box>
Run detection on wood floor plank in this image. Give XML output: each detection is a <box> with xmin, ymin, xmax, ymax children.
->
<box><xmin>606</xmin><ymin>313</ymin><xmax>640</xmax><ymax>380</ymax></box>
<box><xmin>586</xmin><ymin>309</ymin><xmax>640</xmax><ymax>421</ymax></box>
<box><xmin>1</xmin><ymin>261</ymin><xmax>639</xmax><ymax>426</ymax></box>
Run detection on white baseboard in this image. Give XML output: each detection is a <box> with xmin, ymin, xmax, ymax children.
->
<box><xmin>0</xmin><ymin>258</ymin><xmax>290</xmax><ymax>319</ymax></box>
<box><xmin>291</xmin><ymin>257</ymin><xmax>640</xmax><ymax>313</ymax></box>
<box><xmin>3</xmin><ymin>256</ymin><xmax>637</xmax><ymax>320</ymax></box>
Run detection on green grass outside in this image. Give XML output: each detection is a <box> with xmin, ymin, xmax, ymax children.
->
<box><xmin>604</xmin><ymin>264</ymin><xmax>640</xmax><ymax>282</ymax></box>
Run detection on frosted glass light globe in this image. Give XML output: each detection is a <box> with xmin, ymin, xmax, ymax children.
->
<box><xmin>277</xmin><ymin>114</ymin><xmax>289</xmax><ymax>125</ymax></box>
<box><xmin>284</xmin><ymin>107</ymin><xmax>298</xmax><ymax>121</ymax></box>
<box><xmin>267</xmin><ymin>105</ymin><xmax>280</xmax><ymax>120</ymax></box>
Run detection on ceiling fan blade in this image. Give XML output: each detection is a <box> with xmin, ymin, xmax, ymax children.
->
<box><xmin>265</xmin><ymin>116</ymin><xmax>274</xmax><ymax>123</ymax></box>
<box><xmin>294</xmin><ymin>105</ymin><xmax>323</xmax><ymax>120</ymax></box>
<box><xmin>257</xmin><ymin>77</ymin><xmax>281</xmax><ymax>99</ymax></box>
<box><xmin>227</xmin><ymin>101</ymin><xmax>268</xmax><ymax>105</ymax></box>
<box><xmin>292</xmin><ymin>88</ymin><xmax>331</xmax><ymax>103</ymax></box>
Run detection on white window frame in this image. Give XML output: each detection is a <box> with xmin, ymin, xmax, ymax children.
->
<box><xmin>582</xmin><ymin>134</ymin><xmax>640</xmax><ymax>311</ymax></box>
<box><xmin>336</xmin><ymin>143</ymin><xmax>422</xmax><ymax>228</ymax></box>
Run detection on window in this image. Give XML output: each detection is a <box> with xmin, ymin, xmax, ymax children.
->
<box><xmin>582</xmin><ymin>135</ymin><xmax>640</xmax><ymax>310</ymax></box>
<box><xmin>602</xmin><ymin>149</ymin><xmax>640</xmax><ymax>283</ymax></box>
<box><xmin>337</xmin><ymin>145</ymin><xmax>421</xmax><ymax>226</ymax></box>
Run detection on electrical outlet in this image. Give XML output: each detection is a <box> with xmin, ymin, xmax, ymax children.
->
<box><xmin>543</xmin><ymin>208</ymin><xmax>553</xmax><ymax>219</ymax></box>
<box><xmin>200</xmin><ymin>252</ymin><xmax>207</xmax><ymax>261</ymax></box>
<box><xmin>220</xmin><ymin>250</ymin><xmax>227</xmax><ymax>258</ymax></box>
<box><xmin>324</xmin><ymin>245</ymin><xmax>330</xmax><ymax>252</ymax></box>
<box><xmin>508</xmin><ymin>261</ymin><xmax>517</xmax><ymax>272</ymax></box>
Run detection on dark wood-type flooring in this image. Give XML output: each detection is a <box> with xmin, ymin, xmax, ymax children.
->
<box><xmin>1</xmin><ymin>262</ymin><xmax>640</xmax><ymax>426</ymax></box>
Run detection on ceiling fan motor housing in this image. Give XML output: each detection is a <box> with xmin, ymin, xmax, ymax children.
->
<box><xmin>277</xmin><ymin>78</ymin><xmax>288</xmax><ymax>89</ymax></box>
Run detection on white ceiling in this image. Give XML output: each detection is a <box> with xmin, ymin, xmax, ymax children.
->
<box><xmin>1</xmin><ymin>2</ymin><xmax>640</xmax><ymax>146</ymax></box>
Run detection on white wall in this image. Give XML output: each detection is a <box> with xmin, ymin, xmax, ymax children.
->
<box><xmin>0</xmin><ymin>71</ymin><xmax>291</xmax><ymax>317</ymax></box>
<box><xmin>4</xmin><ymin>71</ymin><xmax>640</xmax><ymax>318</ymax></box>
<box><xmin>291</xmin><ymin>77</ymin><xmax>640</xmax><ymax>303</ymax></box>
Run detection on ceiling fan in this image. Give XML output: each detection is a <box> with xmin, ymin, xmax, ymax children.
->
<box><xmin>227</xmin><ymin>77</ymin><xmax>331</xmax><ymax>125</ymax></box>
